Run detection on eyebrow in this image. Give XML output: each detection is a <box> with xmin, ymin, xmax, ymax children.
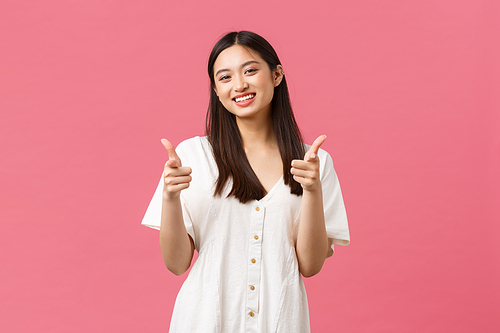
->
<box><xmin>215</xmin><ymin>60</ymin><xmax>261</xmax><ymax>77</ymax></box>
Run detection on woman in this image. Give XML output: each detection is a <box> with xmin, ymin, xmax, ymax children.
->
<box><xmin>142</xmin><ymin>31</ymin><xmax>350</xmax><ymax>333</ymax></box>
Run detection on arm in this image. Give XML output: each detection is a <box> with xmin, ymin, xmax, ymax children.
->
<box><xmin>291</xmin><ymin>135</ymin><xmax>330</xmax><ymax>277</ymax></box>
<box><xmin>159</xmin><ymin>139</ymin><xmax>195</xmax><ymax>276</ymax></box>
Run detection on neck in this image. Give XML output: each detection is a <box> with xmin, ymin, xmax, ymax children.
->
<box><xmin>236</xmin><ymin>112</ymin><xmax>277</xmax><ymax>151</ymax></box>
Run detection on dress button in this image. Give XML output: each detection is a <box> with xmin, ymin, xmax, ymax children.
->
<box><xmin>255</xmin><ymin>207</ymin><xmax>260</xmax><ymax>211</ymax></box>
<box><xmin>250</xmin><ymin>285</ymin><xmax>255</xmax><ymax>290</ymax></box>
<box><xmin>254</xmin><ymin>235</ymin><xmax>259</xmax><ymax>240</ymax></box>
<box><xmin>251</xmin><ymin>258</ymin><xmax>256</xmax><ymax>264</ymax></box>
<box><xmin>249</xmin><ymin>311</ymin><xmax>255</xmax><ymax>317</ymax></box>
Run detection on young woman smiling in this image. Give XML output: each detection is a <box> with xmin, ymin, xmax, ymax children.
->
<box><xmin>142</xmin><ymin>31</ymin><xmax>350</xmax><ymax>333</ymax></box>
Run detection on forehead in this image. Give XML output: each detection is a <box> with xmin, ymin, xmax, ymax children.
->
<box><xmin>213</xmin><ymin>45</ymin><xmax>265</xmax><ymax>72</ymax></box>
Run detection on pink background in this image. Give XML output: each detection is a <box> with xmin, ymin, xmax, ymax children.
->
<box><xmin>1</xmin><ymin>1</ymin><xmax>499</xmax><ymax>332</ymax></box>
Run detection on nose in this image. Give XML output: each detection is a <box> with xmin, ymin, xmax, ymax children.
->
<box><xmin>233</xmin><ymin>74</ymin><xmax>248</xmax><ymax>92</ymax></box>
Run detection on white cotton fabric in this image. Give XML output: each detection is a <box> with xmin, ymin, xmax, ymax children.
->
<box><xmin>142</xmin><ymin>136</ymin><xmax>350</xmax><ymax>333</ymax></box>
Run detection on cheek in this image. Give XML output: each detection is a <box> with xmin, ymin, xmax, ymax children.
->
<box><xmin>216</xmin><ymin>84</ymin><xmax>230</xmax><ymax>98</ymax></box>
<box><xmin>217</xmin><ymin>93</ymin><xmax>234</xmax><ymax>110</ymax></box>
<box><xmin>256</xmin><ymin>77</ymin><xmax>275</xmax><ymax>97</ymax></box>
<box><xmin>261</xmin><ymin>83</ymin><xmax>275</xmax><ymax>103</ymax></box>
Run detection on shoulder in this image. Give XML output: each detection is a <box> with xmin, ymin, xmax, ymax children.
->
<box><xmin>175</xmin><ymin>136</ymin><xmax>215</xmax><ymax>171</ymax></box>
<box><xmin>175</xmin><ymin>136</ymin><xmax>211</xmax><ymax>156</ymax></box>
<box><xmin>176</xmin><ymin>136</ymin><xmax>207</xmax><ymax>150</ymax></box>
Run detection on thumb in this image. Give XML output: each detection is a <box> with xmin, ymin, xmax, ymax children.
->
<box><xmin>161</xmin><ymin>139</ymin><xmax>182</xmax><ymax>167</ymax></box>
<box><xmin>304</xmin><ymin>135</ymin><xmax>326</xmax><ymax>161</ymax></box>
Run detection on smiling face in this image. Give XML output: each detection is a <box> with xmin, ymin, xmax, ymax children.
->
<box><xmin>213</xmin><ymin>45</ymin><xmax>283</xmax><ymax>121</ymax></box>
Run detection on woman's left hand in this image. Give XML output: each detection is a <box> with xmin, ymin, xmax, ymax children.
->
<box><xmin>291</xmin><ymin>135</ymin><xmax>326</xmax><ymax>192</ymax></box>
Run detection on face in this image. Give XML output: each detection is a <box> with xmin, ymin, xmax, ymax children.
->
<box><xmin>213</xmin><ymin>45</ymin><xmax>283</xmax><ymax>121</ymax></box>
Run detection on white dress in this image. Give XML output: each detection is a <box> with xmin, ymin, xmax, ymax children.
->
<box><xmin>142</xmin><ymin>136</ymin><xmax>350</xmax><ymax>333</ymax></box>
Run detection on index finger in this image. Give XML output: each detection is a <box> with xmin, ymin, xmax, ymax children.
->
<box><xmin>305</xmin><ymin>135</ymin><xmax>327</xmax><ymax>161</ymax></box>
<box><xmin>161</xmin><ymin>138</ymin><xmax>182</xmax><ymax>167</ymax></box>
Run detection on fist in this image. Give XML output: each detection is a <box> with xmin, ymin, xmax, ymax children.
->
<box><xmin>161</xmin><ymin>139</ymin><xmax>192</xmax><ymax>200</ymax></box>
<box><xmin>290</xmin><ymin>135</ymin><xmax>326</xmax><ymax>192</ymax></box>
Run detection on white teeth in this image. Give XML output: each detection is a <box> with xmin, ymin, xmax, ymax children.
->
<box><xmin>235</xmin><ymin>94</ymin><xmax>254</xmax><ymax>102</ymax></box>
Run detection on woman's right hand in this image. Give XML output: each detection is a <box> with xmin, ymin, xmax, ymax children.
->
<box><xmin>161</xmin><ymin>139</ymin><xmax>192</xmax><ymax>200</ymax></box>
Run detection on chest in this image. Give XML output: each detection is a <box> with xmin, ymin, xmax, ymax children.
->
<box><xmin>245</xmin><ymin>149</ymin><xmax>283</xmax><ymax>193</ymax></box>
<box><xmin>209</xmin><ymin>180</ymin><xmax>303</xmax><ymax>244</ymax></box>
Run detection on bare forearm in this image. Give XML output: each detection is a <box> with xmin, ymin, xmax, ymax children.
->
<box><xmin>158</xmin><ymin>138</ymin><xmax>194</xmax><ymax>276</ymax></box>
<box><xmin>159</xmin><ymin>196</ymin><xmax>194</xmax><ymax>276</ymax></box>
<box><xmin>296</xmin><ymin>188</ymin><xmax>328</xmax><ymax>277</ymax></box>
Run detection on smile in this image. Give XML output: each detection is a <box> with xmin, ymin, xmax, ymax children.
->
<box><xmin>233</xmin><ymin>94</ymin><xmax>255</xmax><ymax>103</ymax></box>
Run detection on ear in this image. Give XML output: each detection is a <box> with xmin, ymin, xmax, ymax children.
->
<box><xmin>213</xmin><ymin>86</ymin><xmax>219</xmax><ymax>97</ymax></box>
<box><xmin>273</xmin><ymin>65</ymin><xmax>284</xmax><ymax>87</ymax></box>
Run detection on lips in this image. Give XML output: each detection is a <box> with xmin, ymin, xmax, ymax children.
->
<box><xmin>233</xmin><ymin>93</ymin><xmax>255</xmax><ymax>103</ymax></box>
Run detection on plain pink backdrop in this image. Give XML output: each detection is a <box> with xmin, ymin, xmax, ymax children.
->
<box><xmin>1</xmin><ymin>0</ymin><xmax>499</xmax><ymax>332</ymax></box>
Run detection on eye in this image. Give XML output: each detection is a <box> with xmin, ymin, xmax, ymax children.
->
<box><xmin>219</xmin><ymin>75</ymin><xmax>230</xmax><ymax>81</ymax></box>
<box><xmin>245</xmin><ymin>68</ymin><xmax>257</xmax><ymax>75</ymax></box>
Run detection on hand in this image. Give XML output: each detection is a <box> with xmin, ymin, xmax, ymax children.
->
<box><xmin>291</xmin><ymin>135</ymin><xmax>326</xmax><ymax>192</ymax></box>
<box><xmin>161</xmin><ymin>139</ymin><xmax>192</xmax><ymax>200</ymax></box>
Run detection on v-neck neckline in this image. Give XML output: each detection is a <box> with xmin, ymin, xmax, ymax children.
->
<box><xmin>257</xmin><ymin>175</ymin><xmax>283</xmax><ymax>203</ymax></box>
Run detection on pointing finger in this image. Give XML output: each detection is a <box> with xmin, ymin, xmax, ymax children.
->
<box><xmin>304</xmin><ymin>135</ymin><xmax>327</xmax><ymax>161</ymax></box>
<box><xmin>161</xmin><ymin>138</ymin><xmax>182</xmax><ymax>167</ymax></box>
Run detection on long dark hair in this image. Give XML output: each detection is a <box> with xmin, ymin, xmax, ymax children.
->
<box><xmin>206</xmin><ymin>31</ymin><xmax>305</xmax><ymax>203</ymax></box>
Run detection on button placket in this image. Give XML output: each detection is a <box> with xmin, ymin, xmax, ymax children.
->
<box><xmin>246</xmin><ymin>203</ymin><xmax>264</xmax><ymax>332</ymax></box>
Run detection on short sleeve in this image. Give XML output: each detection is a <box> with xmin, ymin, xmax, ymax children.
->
<box><xmin>319</xmin><ymin>150</ymin><xmax>350</xmax><ymax>251</ymax></box>
<box><xmin>141</xmin><ymin>173</ymin><xmax>196</xmax><ymax>244</ymax></box>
